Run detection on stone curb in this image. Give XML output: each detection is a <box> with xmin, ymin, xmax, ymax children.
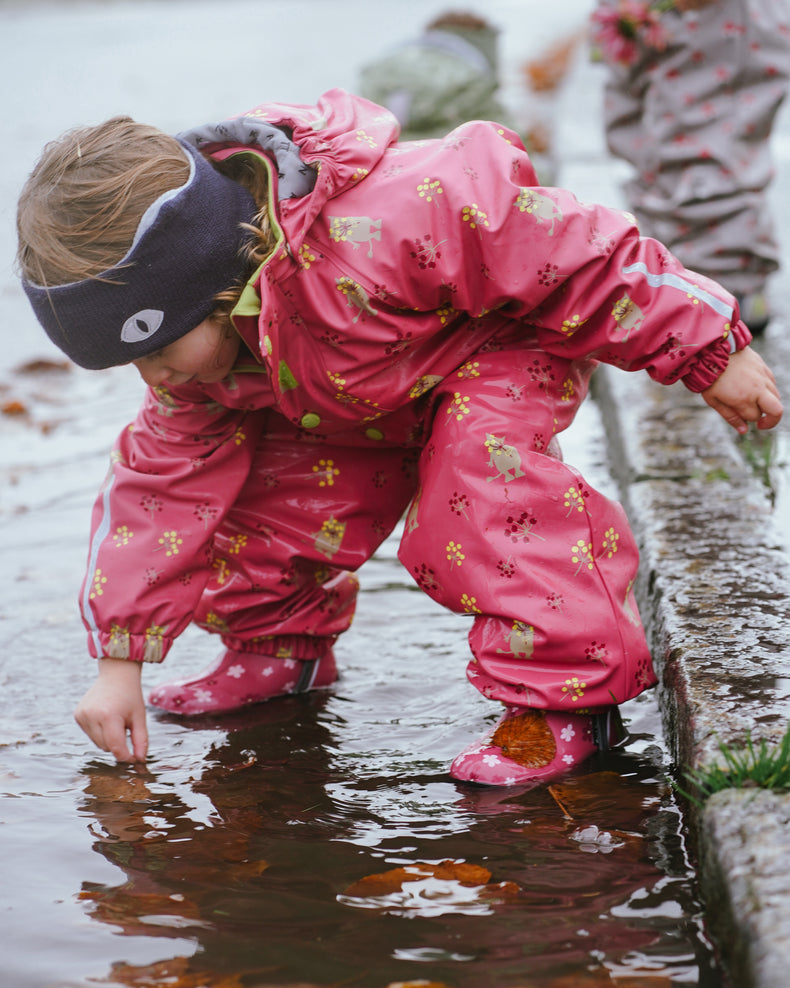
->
<box><xmin>594</xmin><ymin>365</ymin><xmax>790</xmax><ymax>988</ymax></box>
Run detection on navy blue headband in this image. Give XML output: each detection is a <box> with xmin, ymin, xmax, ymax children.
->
<box><xmin>22</xmin><ymin>141</ymin><xmax>257</xmax><ymax>370</ymax></box>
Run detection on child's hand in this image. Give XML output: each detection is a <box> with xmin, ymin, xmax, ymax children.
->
<box><xmin>701</xmin><ymin>346</ymin><xmax>783</xmax><ymax>434</ymax></box>
<box><xmin>74</xmin><ymin>658</ymin><xmax>148</xmax><ymax>762</ymax></box>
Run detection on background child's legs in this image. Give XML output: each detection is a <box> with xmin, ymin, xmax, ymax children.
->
<box><xmin>601</xmin><ymin>0</ymin><xmax>790</xmax><ymax>301</ymax></box>
<box><xmin>398</xmin><ymin>347</ymin><xmax>657</xmax><ymax>717</ymax></box>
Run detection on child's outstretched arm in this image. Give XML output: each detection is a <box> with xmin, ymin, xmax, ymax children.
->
<box><xmin>74</xmin><ymin>658</ymin><xmax>148</xmax><ymax>763</ymax></box>
<box><xmin>701</xmin><ymin>346</ymin><xmax>783</xmax><ymax>434</ymax></box>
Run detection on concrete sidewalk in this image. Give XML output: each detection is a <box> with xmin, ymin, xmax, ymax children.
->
<box><xmin>556</xmin><ymin>46</ymin><xmax>790</xmax><ymax>988</ymax></box>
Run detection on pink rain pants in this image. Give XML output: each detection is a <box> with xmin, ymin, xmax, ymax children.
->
<box><xmin>198</xmin><ymin>343</ymin><xmax>657</xmax><ymax>713</ymax></box>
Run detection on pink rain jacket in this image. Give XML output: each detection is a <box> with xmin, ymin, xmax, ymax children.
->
<box><xmin>82</xmin><ymin>89</ymin><xmax>750</xmax><ymax>680</ymax></box>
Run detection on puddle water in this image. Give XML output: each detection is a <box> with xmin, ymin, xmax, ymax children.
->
<box><xmin>0</xmin><ymin>369</ymin><xmax>725</xmax><ymax>988</ymax></box>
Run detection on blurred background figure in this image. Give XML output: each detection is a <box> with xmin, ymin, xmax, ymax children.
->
<box><xmin>591</xmin><ymin>0</ymin><xmax>790</xmax><ymax>334</ymax></box>
<box><xmin>358</xmin><ymin>10</ymin><xmax>516</xmax><ymax>141</ymax></box>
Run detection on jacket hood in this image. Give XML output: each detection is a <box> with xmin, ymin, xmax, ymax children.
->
<box><xmin>180</xmin><ymin>89</ymin><xmax>402</xmax><ymax>250</ymax></box>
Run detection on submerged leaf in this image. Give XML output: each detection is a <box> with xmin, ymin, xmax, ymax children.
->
<box><xmin>344</xmin><ymin>859</ymin><xmax>492</xmax><ymax>897</ymax></box>
<box><xmin>385</xmin><ymin>982</ymin><xmax>454</xmax><ymax>988</ymax></box>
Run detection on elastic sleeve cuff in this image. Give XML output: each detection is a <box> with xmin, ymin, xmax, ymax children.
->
<box><xmin>681</xmin><ymin>319</ymin><xmax>752</xmax><ymax>393</ymax></box>
<box><xmin>89</xmin><ymin>629</ymin><xmax>173</xmax><ymax>663</ymax></box>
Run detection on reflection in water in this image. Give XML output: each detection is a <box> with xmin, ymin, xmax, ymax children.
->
<box><xmin>76</xmin><ymin>692</ymin><xmax>723</xmax><ymax>988</ymax></box>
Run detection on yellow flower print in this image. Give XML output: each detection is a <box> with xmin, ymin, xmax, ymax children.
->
<box><xmin>298</xmin><ymin>244</ymin><xmax>316</xmax><ymax>268</ymax></box>
<box><xmin>571</xmin><ymin>539</ymin><xmax>594</xmax><ymax>574</ymax></box>
<box><xmin>312</xmin><ymin>458</ymin><xmax>340</xmax><ymax>487</ymax></box>
<box><xmin>409</xmin><ymin>375</ymin><xmax>443</xmax><ymax>399</ymax></box>
<box><xmin>157</xmin><ymin>530</ymin><xmax>183</xmax><ymax>557</ymax></box>
<box><xmin>446</xmin><ymin>392</ymin><xmax>471</xmax><ymax>421</ymax></box>
<box><xmin>436</xmin><ymin>303</ymin><xmax>455</xmax><ymax>325</ymax></box>
<box><xmin>112</xmin><ymin>525</ymin><xmax>134</xmax><ymax>547</ymax></box>
<box><xmin>312</xmin><ymin>516</ymin><xmax>346</xmax><ymax>559</ymax></box>
<box><xmin>152</xmin><ymin>385</ymin><xmax>178</xmax><ymax>408</ymax></box>
<box><xmin>514</xmin><ymin>188</ymin><xmax>563</xmax><ymax>235</ymax></box>
<box><xmin>328</xmin><ymin>216</ymin><xmax>382</xmax><ymax>257</ymax></box>
<box><xmin>143</xmin><ymin>624</ymin><xmax>168</xmax><ymax>663</ymax></box>
<box><xmin>351</xmin><ymin>168</ymin><xmax>369</xmax><ymax>181</ymax></box>
<box><xmin>90</xmin><ymin>568</ymin><xmax>107</xmax><ymax>600</ymax></box>
<box><xmin>561</xmin><ymin>313</ymin><xmax>587</xmax><ymax>336</ymax></box>
<box><xmin>228</xmin><ymin>534</ymin><xmax>248</xmax><ymax>555</ymax></box>
<box><xmin>355</xmin><ymin>129</ymin><xmax>377</xmax><ymax>148</ymax></box>
<box><xmin>446</xmin><ymin>541</ymin><xmax>465</xmax><ymax>566</ymax></box>
<box><xmin>601</xmin><ymin>527</ymin><xmax>620</xmax><ymax>559</ymax></box>
<box><xmin>335</xmin><ymin>276</ymin><xmax>379</xmax><ymax>323</ymax></box>
<box><xmin>202</xmin><ymin>611</ymin><xmax>230</xmax><ymax>634</ymax></box>
<box><xmin>417</xmin><ymin>177</ymin><xmax>444</xmax><ymax>203</ymax></box>
<box><xmin>564</xmin><ymin>486</ymin><xmax>586</xmax><ymax>515</ymax></box>
<box><xmin>457</xmin><ymin>360</ymin><xmax>480</xmax><ymax>379</ymax></box>
<box><xmin>212</xmin><ymin>557</ymin><xmax>231</xmax><ymax>585</ymax></box>
<box><xmin>462</xmin><ymin>203</ymin><xmax>489</xmax><ymax>230</ymax></box>
<box><xmin>562</xmin><ymin>677</ymin><xmax>587</xmax><ymax>702</ymax></box>
<box><xmin>461</xmin><ymin>593</ymin><xmax>481</xmax><ymax>614</ymax></box>
<box><xmin>560</xmin><ymin>377</ymin><xmax>575</xmax><ymax>402</ymax></box>
<box><xmin>107</xmin><ymin>623</ymin><xmax>130</xmax><ymax>659</ymax></box>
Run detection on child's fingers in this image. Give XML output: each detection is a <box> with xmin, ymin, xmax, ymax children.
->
<box><xmin>756</xmin><ymin>391</ymin><xmax>783</xmax><ymax>430</ymax></box>
<box><xmin>129</xmin><ymin>711</ymin><xmax>149</xmax><ymax>762</ymax></box>
<box><xmin>75</xmin><ymin>704</ymin><xmax>136</xmax><ymax>762</ymax></box>
<box><xmin>703</xmin><ymin>394</ymin><xmax>747</xmax><ymax>433</ymax></box>
<box><xmin>704</xmin><ymin>386</ymin><xmax>783</xmax><ymax>434</ymax></box>
<box><xmin>91</xmin><ymin>716</ymin><xmax>133</xmax><ymax>762</ymax></box>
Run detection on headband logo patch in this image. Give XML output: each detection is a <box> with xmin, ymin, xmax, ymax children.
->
<box><xmin>121</xmin><ymin>309</ymin><xmax>165</xmax><ymax>344</ymax></box>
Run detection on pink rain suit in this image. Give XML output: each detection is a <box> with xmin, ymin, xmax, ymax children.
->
<box><xmin>81</xmin><ymin>90</ymin><xmax>751</xmax><ymax>714</ymax></box>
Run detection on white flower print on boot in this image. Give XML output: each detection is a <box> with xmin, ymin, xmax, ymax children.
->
<box><xmin>450</xmin><ymin>706</ymin><xmax>626</xmax><ymax>787</ymax></box>
<box><xmin>148</xmin><ymin>648</ymin><xmax>337</xmax><ymax>716</ymax></box>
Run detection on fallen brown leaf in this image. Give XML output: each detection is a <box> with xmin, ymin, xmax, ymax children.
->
<box><xmin>385</xmin><ymin>982</ymin><xmax>454</xmax><ymax>988</ymax></box>
<box><xmin>523</xmin><ymin>34</ymin><xmax>582</xmax><ymax>92</ymax></box>
<box><xmin>344</xmin><ymin>859</ymin><xmax>492</xmax><ymax>897</ymax></box>
<box><xmin>96</xmin><ymin>956</ymin><xmax>245</xmax><ymax>987</ymax></box>
<box><xmin>491</xmin><ymin>709</ymin><xmax>556</xmax><ymax>768</ymax></box>
<box><xmin>16</xmin><ymin>358</ymin><xmax>71</xmax><ymax>374</ymax></box>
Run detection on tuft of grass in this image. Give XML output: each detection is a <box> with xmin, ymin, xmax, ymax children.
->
<box><xmin>675</xmin><ymin>724</ymin><xmax>790</xmax><ymax>807</ymax></box>
<box><xmin>737</xmin><ymin>426</ymin><xmax>780</xmax><ymax>502</ymax></box>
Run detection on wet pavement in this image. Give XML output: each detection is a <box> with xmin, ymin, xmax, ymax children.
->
<box><xmin>2</xmin><ymin>1</ymin><xmax>790</xmax><ymax>986</ymax></box>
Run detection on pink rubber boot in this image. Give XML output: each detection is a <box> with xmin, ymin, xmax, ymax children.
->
<box><xmin>450</xmin><ymin>706</ymin><xmax>625</xmax><ymax>787</ymax></box>
<box><xmin>148</xmin><ymin>648</ymin><xmax>337</xmax><ymax>716</ymax></box>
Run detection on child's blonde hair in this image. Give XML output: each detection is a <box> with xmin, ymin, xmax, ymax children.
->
<box><xmin>16</xmin><ymin>116</ymin><xmax>276</xmax><ymax>321</ymax></box>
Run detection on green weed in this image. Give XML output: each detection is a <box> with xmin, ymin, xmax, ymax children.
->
<box><xmin>737</xmin><ymin>426</ymin><xmax>779</xmax><ymax>501</ymax></box>
<box><xmin>676</xmin><ymin>724</ymin><xmax>790</xmax><ymax>807</ymax></box>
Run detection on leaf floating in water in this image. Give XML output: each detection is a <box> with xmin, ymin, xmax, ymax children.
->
<box><xmin>94</xmin><ymin>955</ymin><xmax>250</xmax><ymax>986</ymax></box>
<box><xmin>344</xmin><ymin>859</ymin><xmax>492</xmax><ymax>897</ymax></box>
<box><xmin>385</xmin><ymin>981</ymin><xmax>455</xmax><ymax>988</ymax></box>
